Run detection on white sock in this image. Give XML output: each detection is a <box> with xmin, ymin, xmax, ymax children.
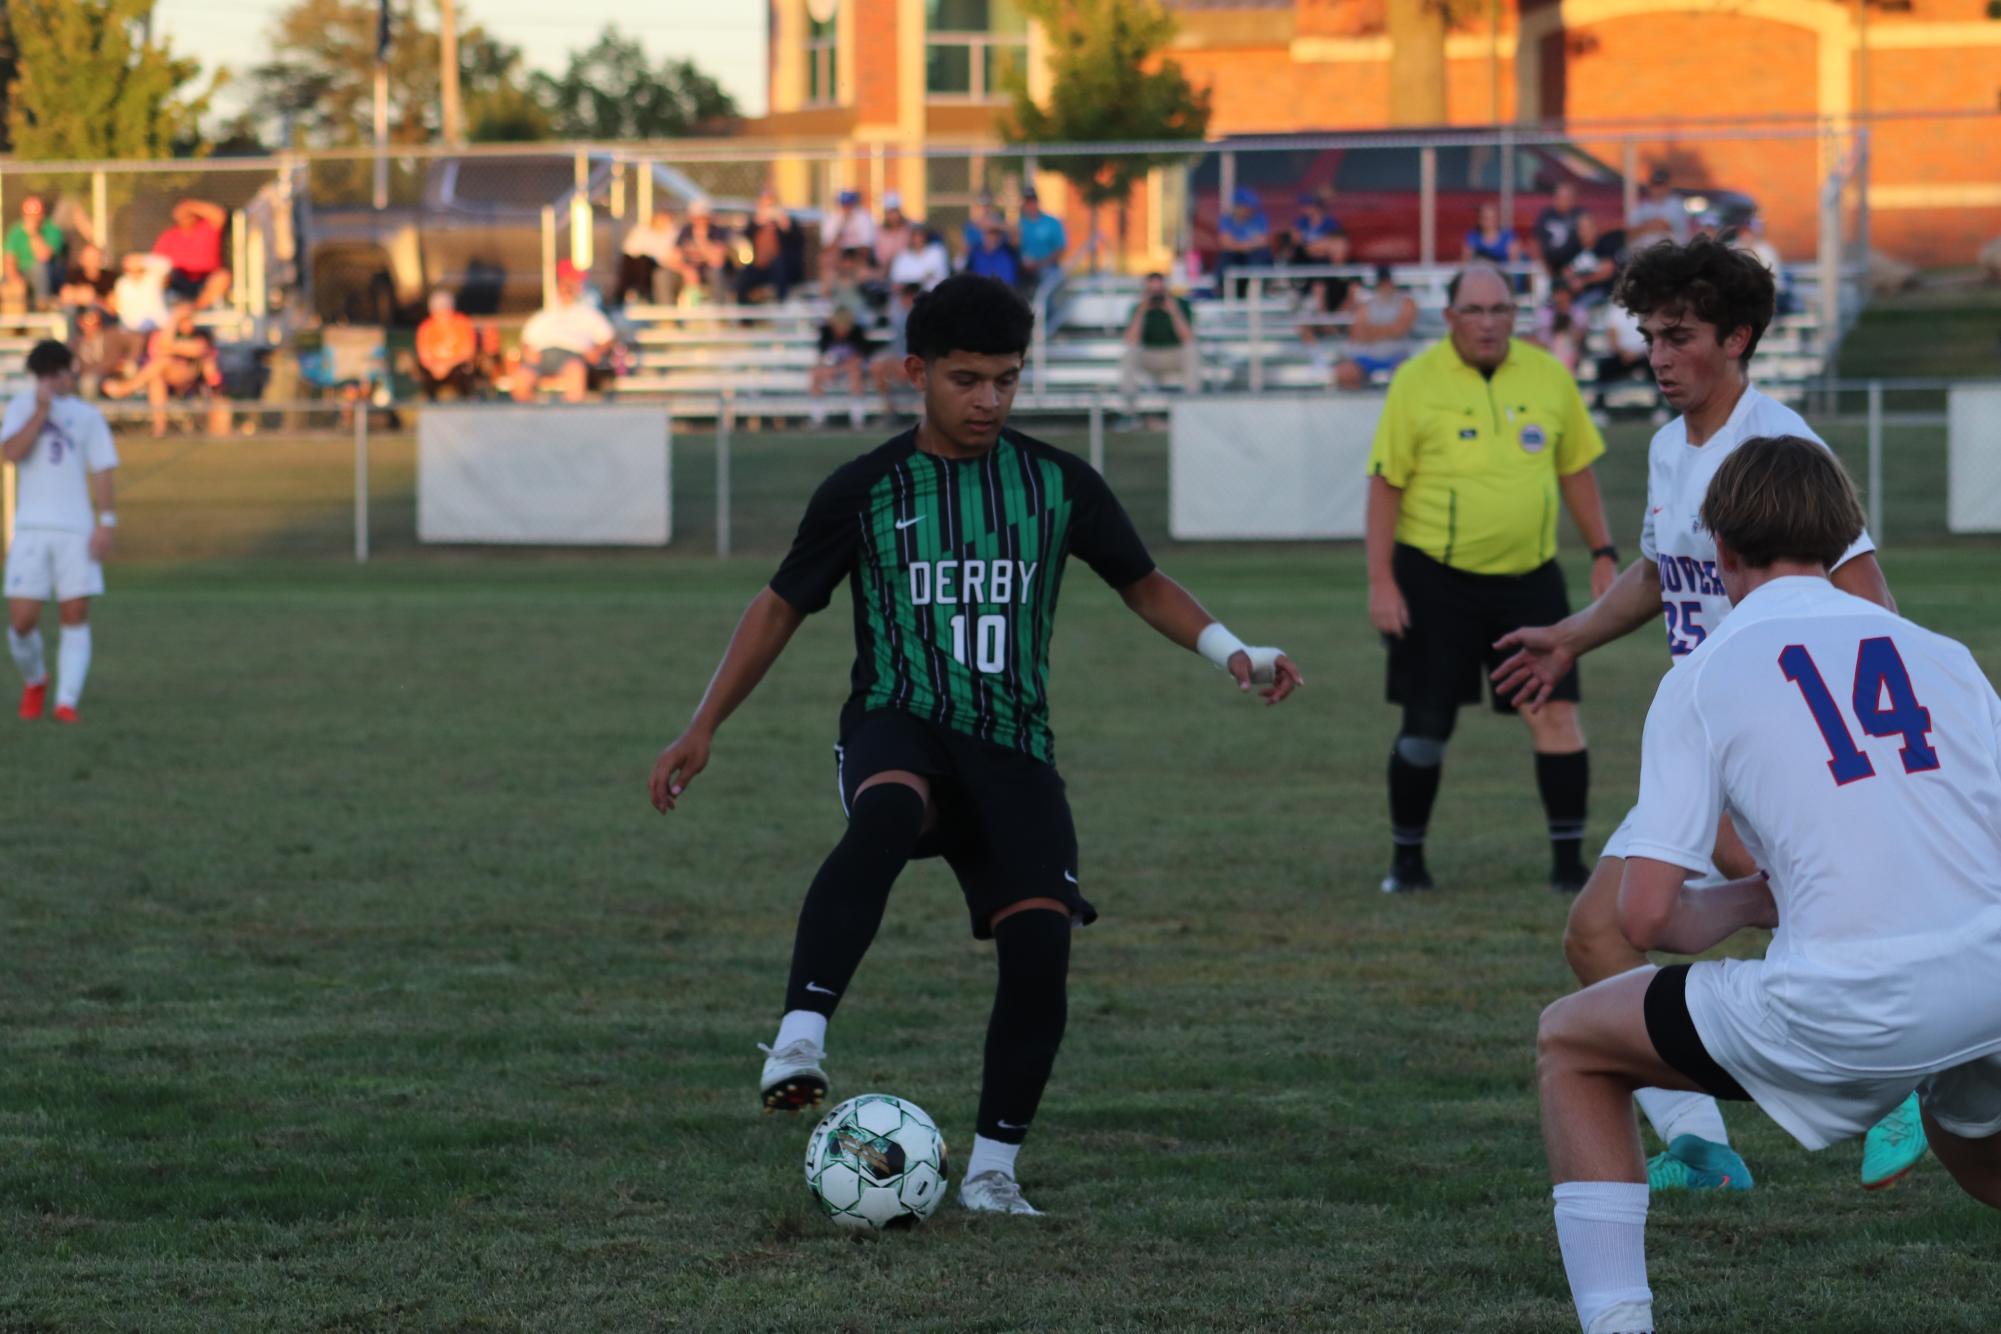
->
<box><xmin>6</xmin><ymin>627</ymin><xmax>46</xmax><ymax>685</ymax></box>
<box><xmin>56</xmin><ymin>624</ymin><xmax>92</xmax><ymax>708</ymax></box>
<box><xmin>965</xmin><ymin>1134</ymin><xmax>1021</xmax><ymax>1182</ymax></box>
<box><xmin>1634</xmin><ymin>1088</ymin><xmax>1729</xmax><ymax>1147</ymax></box>
<box><xmin>1553</xmin><ymin>1181</ymin><xmax>1653</xmax><ymax>1333</ymax></box>
<box><xmin>773</xmin><ymin>1009</ymin><xmax>827</xmax><ymax>1052</ymax></box>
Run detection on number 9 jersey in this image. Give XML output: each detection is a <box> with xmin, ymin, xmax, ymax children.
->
<box><xmin>769</xmin><ymin>427</ymin><xmax>1156</xmax><ymax>765</ymax></box>
<box><xmin>1640</xmin><ymin>386</ymin><xmax>1874</xmax><ymax>658</ymax></box>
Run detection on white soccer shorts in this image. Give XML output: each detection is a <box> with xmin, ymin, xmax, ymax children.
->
<box><xmin>1685</xmin><ymin>957</ymin><xmax>2001</xmax><ymax>1150</ymax></box>
<box><xmin>3</xmin><ymin>528</ymin><xmax>104</xmax><ymax>602</ymax></box>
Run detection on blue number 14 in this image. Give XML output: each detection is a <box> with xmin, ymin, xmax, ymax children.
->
<box><xmin>1779</xmin><ymin>638</ymin><xmax>1940</xmax><ymax>786</ymax></box>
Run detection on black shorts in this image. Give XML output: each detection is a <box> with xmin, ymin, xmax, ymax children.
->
<box><xmin>1385</xmin><ymin>543</ymin><xmax>1581</xmax><ymax>716</ymax></box>
<box><xmin>835</xmin><ymin>709</ymin><xmax>1094</xmax><ymax>940</ymax></box>
<box><xmin>1644</xmin><ymin>964</ymin><xmax>1752</xmax><ymax>1102</ymax></box>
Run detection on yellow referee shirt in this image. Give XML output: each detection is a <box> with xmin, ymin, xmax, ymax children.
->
<box><xmin>1365</xmin><ymin>336</ymin><xmax>1605</xmax><ymax>576</ymax></box>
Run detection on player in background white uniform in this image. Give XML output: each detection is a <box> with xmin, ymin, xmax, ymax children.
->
<box><xmin>1535</xmin><ymin>435</ymin><xmax>2001</xmax><ymax>1334</ymax></box>
<box><xmin>3</xmin><ymin>340</ymin><xmax>118</xmax><ymax>723</ymax></box>
<box><xmin>1490</xmin><ymin>238</ymin><xmax>1923</xmax><ymax>1191</ymax></box>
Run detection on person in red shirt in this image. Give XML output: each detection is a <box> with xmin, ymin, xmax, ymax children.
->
<box><xmin>415</xmin><ymin>290</ymin><xmax>479</xmax><ymax>400</ymax></box>
<box><xmin>151</xmin><ymin>199</ymin><xmax>231</xmax><ymax>309</ymax></box>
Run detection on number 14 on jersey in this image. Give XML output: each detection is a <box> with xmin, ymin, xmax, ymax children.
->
<box><xmin>1780</xmin><ymin>637</ymin><xmax>1941</xmax><ymax>785</ymax></box>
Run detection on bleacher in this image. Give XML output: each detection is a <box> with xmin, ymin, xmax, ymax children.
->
<box><xmin>592</xmin><ymin>260</ymin><xmax>1847</xmax><ymax>420</ymax></box>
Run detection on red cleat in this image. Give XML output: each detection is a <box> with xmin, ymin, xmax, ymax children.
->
<box><xmin>51</xmin><ymin>704</ymin><xmax>79</xmax><ymax>725</ymax></box>
<box><xmin>18</xmin><ymin>681</ymin><xmax>46</xmax><ymax>720</ymax></box>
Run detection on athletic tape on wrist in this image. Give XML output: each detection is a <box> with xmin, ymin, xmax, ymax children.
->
<box><xmin>1196</xmin><ymin>622</ymin><xmax>1249</xmax><ymax>671</ymax></box>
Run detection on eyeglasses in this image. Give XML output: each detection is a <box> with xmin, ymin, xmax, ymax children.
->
<box><xmin>1452</xmin><ymin>303</ymin><xmax>1518</xmax><ymax>320</ymax></box>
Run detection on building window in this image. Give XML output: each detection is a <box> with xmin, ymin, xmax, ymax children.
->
<box><xmin>806</xmin><ymin>12</ymin><xmax>838</xmax><ymax>106</ymax></box>
<box><xmin>925</xmin><ymin>0</ymin><xmax>1027</xmax><ymax>102</ymax></box>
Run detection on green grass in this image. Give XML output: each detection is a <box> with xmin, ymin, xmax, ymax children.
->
<box><xmin>6</xmin><ymin>433</ymin><xmax>2001</xmax><ymax>1330</ymax></box>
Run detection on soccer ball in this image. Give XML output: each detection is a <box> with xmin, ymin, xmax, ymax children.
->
<box><xmin>803</xmin><ymin>1093</ymin><xmax>949</xmax><ymax>1230</ymax></box>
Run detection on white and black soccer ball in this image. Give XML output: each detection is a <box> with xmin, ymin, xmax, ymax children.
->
<box><xmin>803</xmin><ymin>1093</ymin><xmax>949</xmax><ymax>1230</ymax></box>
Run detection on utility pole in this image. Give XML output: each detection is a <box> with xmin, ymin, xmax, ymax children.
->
<box><xmin>440</xmin><ymin>0</ymin><xmax>463</xmax><ymax>146</ymax></box>
<box><xmin>373</xmin><ymin>0</ymin><xmax>390</xmax><ymax>209</ymax></box>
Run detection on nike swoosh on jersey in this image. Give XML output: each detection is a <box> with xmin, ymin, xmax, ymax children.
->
<box><xmin>895</xmin><ymin>514</ymin><xmax>925</xmax><ymax>530</ymax></box>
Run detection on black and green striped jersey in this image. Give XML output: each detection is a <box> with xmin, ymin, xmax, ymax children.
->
<box><xmin>769</xmin><ymin>426</ymin><xmax>1156</xmax><ymax>764</ymax></box>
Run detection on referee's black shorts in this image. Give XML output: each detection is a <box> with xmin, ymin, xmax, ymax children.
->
<box><xmin>1385</xmin><ymin>542</ymin><xmax>1580</xmax><ymax>716</ymax></box>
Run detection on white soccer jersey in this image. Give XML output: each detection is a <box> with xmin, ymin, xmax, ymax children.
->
<box><xmin>1639</xmin><ymin>386</ymin><xmax>1874</xmax><ymax>658</ymax></box>
<box><xmin>1629</xmin><ymin>577</ymin><xmax>2001</xmax><ymax>1075</ymax></box>
<box><xmin>3</xmin><ymin>391</ymin><xmax>117</xmax><ymax>534</ymax></box>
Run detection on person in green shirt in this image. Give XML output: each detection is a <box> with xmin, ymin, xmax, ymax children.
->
<box><xmin>3</xmin><ymin>196</ymin><xmax>66</xmax><ymax>307</ymax></box>
<box><xmin>1119</xmin><ymin>272</ymin><xmax>1199</xmax><ymax>420</ymax></box>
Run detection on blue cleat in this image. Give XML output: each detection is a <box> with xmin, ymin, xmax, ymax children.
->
<box><xmin>1860</xmin><ymin>1092</ymin><xmax>1927</xmax><ymax>1190</ymax></box>
<box><xmin>1647</xmin><ymin>1134</ymin><xmax>1754</xmax><ymax>1192</ymax></box>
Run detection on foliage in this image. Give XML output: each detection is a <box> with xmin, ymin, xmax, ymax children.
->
<box><xmin>529</xmin><ymin>26</ymin><xmax>738</xmax><ymax>141</ymax></box>
<box><xmin>1004</xmin><ymin>0</ymin><xmax>1211</xmax><ymax>210</ymax></box>
<box><xmin>5</xmin><ymin>0</ymin><xmax>215</xmax><ymax>160</ymax></box>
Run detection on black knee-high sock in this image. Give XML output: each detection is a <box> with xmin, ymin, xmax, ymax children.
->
<box><xmin>781</xmin><ymin>783</ymin><xmax>926</xmax><ymax>1017</ymax></box>
<box><xmin>1536</xmin><ymin>750</ymin><xmax>1590</xmax><ymax>875</ymax></box>
<box><xmin>1389</xmin><ymin>750</ymin><xmax>1443</xmax><ymax>862</ymax></box>
<box><xmin>974</xmin><ymin>909</ymin><xmax>1071</xmax><ymax>1145</ymax></box>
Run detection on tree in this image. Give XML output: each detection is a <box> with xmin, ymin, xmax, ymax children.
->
<box><xmin>1004</xmin><ymin>0</ymin><xmax>1211</xmax><ymax>263</ymax></box>
<box><xmin>463</xmin><ymin>31</ymin><xmax>549</xmax><ymax>142</ymax></box>
<box><xmin>530</xmin><ymin>27</ymin><xmax>738</xmax><ymax>140</ymax></box>
<box><xmin>6</xmin><ymin>0</ymin><xmax>215</xmax><ymax>160</ymax></box>
<box><xmin>1386</xmin><ymin>0</ymin><xmax>1449</xmax><ymax>126</ymax></box>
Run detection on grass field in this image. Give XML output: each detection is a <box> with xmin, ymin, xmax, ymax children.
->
<box><xmin>5</xmin><ymin>422</ymin><xmax>2001</xmax><ymax>1331</ymax></box>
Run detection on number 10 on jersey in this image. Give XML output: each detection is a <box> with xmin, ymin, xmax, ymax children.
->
<box><xmin>950</xmin><ymin>614</ymin><xmax>1008</xmax><ymax>674</ymax></box>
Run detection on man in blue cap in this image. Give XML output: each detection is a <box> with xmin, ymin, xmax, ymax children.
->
<box><xmin>1015</xmin><ymin>187</ymin><xmax>1069</xmax><ymax>316</ymax></box>
<box><xmin>1216</xmin><ymin>186</ymin><xmax>1273</xmax><ymax>296</ymax></box>
<box><xmin>820</xmin><ymin>189</ymin><xmax>878</xmax><ymax>287</ymax></box>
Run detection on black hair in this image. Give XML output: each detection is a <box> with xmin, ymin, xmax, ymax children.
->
<box><xmin>1373</xmin><ymin>264</ymin><xmax>1395</xmax><ymax>285</ymax></box>
<box><xmin>1144</xmin><ymin>271</ymin><xmax>1165</xmax><ymax>282</ymax></box>
<box><xmin>905</xmin><ymin>273</ymin><xmax>1034</xmax><ymax>361</ymax></box>
<box><xmin>26</xmin><ymin>339</ymin><xmax>73</xmax><ymax>377</ymax></box>
<box><xmin>1614</xmin><ymin>234</ymin><xmax>1775</xmax><ymax>363</ymax></box>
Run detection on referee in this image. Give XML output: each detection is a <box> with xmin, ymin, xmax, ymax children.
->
<box><xmin>1364</xmin><ymin>264</ymin><xmax>1616</xmax><ymax>894</ymax></box>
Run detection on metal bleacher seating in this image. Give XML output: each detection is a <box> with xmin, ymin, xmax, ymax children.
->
<box><xmin>0</xmin><ymin>313</ymin><xmax>71</xmax><ymax>398</ymax></box>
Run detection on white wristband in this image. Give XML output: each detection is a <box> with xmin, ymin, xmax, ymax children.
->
<box><xmin>1196</xmin><ymin>622</ymin><xmax>1249</xmax><ymax>671</ymax></box>
<box><xmin>97</xmin><ymin>512</ymin><xmax>117</xmax><ymax>528</ymax></box>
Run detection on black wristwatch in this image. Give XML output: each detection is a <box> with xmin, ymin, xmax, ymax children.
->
<box><xmin>1590</xmin><ymin>545</ymin><xmax>1620</xmax><ymax>563</ymax></box>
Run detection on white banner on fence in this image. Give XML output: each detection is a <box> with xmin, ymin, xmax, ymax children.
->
<box><xmin>418</xmin><ymin>406</ymin><xmax>672</xmax><ymax>545</ymax></box>
<box><xmin>1949</xmin><ymin>385</ymin><xmax>2001</xmax><ymax>535</ymax></box>
<box><xmin>1169</xmin><ymin>394</ymin><xmax>1380</xmax><ymax>540</ymax></box>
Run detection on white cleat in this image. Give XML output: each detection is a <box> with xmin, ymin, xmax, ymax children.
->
<box><xmin>757</xmin><ymin>1040</ymin><xmax>828</xmax><ymax>1113</ymax></box>
<box><xmin>958</xmin><ymin>1170</ymin><xmax>1043</xmax><ymax>1216</ymax></box>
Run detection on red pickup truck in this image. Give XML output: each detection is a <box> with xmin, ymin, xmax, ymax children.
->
<box><xmin>1189</xmin><ymin>134</ymin><xmax>1755</xmax><ymax>266</ymax></box>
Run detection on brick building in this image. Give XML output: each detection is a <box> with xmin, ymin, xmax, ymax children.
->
<box><xmin>749</xmin><ymin>0</ymin><xmax>2001</xmax><ymax>264</ymax></box>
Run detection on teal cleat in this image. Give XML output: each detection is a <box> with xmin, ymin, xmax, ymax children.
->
<box><xmin>1860</xmin><ymin>1092</ymin><xmax>1927</xmax><ymax>1190</ymax></box>
<box><xmin>1647</xmin><ymin>1134</ymin><xmax>1755</xmax><ymax>1192</ymax></box>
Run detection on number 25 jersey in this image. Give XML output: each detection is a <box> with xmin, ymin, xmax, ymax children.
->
<box><xmin>1641</xmin><ymin>386</ymin><xmax>1874</xmax><ymax>658</ymax></box>
<box><xmin>1629</xmin><ymin>577</ymin><xmax>2001</xmax><ymax>1069</ymax></box>
<box><xmin>770</xmin><ymin>428</ymin><xmax>1156</xmax><ymax>764</ymax></box>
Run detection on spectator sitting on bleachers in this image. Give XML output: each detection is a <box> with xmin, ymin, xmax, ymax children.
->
<box><xmin>808</xmin><ymin>304</ymin><xmax>872</xmax><ymax>429</ymax></box>
<box><xmin>1016</xmin><ymin>188</ymin><xmax>1068</xmax><ymax>309</ymax></box>
<box><xmin>820</xmin><ymin>190</ymin><xmax>876</xmax><ymax>287</ymax></box>
<box><xmin>113</xmin><ymin>252</ymin><xmax>172</xmax><ymax>333</ymax></box>
<box><xmin>152</xmin><ymin>198</ymin><xmax>230</xmax><ymax>308</ymax></box>
<box><xmin>68</xmin><ymin>305</ymin><xmax>141</xmax><ymax>399</ymax></box>
<box><xmin>104</xmin><ymin>301</ymin><xmax>229</xmax><ymax>437</ymax></box>
<box><xmin>1334</xmin><ymin>266</ymin><xmax>1418</xmax><ymax>390</ymax></box>
<box><xmin>1626</xmin><ymin>167</ymin><xmax>1687</xmax><ymax>246</ymax></box>
<box><xmin>959</xmin><ymin>192</ymin><xmax>1003</xmax><ymax>266</ymax></box>
<box><xmin>1464</xmin><ymin>201</ymin><xmax>1522</xmax><ymax>266</ymax></box>
<box><xmin>1533</xmin><ymin>181</ymin><xmax>1585</xmax><ymax>280</ymax></box>
<box><xmin>512</xmin><ymin>260</ymin><xmax>617</xmax><ymax>403</ymax></box>
<box><xmin>887</xmin><ymin>224</ymin><xmax>951</xmax><ymax>292</ymax></box>
<box><xmin>5</xmin><ymin>195</ymin><xmax>65</xmax><ymax>308</ymax></box>
<box><xmin>676</xmin><ymin>200</ymin><xmax>733</xmax><ymax>305</ymax></box>
<box><xmin>872</xmin><ymin>193</ymin><xmax>911</xmax><ymax>275</ymax></box>
<box><xmin>1215</xmin><ymin>187</ymin><xmax>1274</xmax><ymax>296</ymax></box>
<box><xmin>615</xmin><ymin>206</ymin><xmax>681</xmax><ymax>306</ymax></box>
<box><xmin>1119</xmin><ymin>272</ymin><xmax>1200</xmax><ymax>425</ymax></box>
<box><xmin>735</xmin><ymin>191</ymin><xmax>798</xmax><ymax>305</ymax></box>
<box><xmin>416</xmin><ymin>290</ymin><xmax>479</xmax><ymax>400</ymax></box>
<box><xmin>0</xmin><ymin>253</ymin><xmax>30</xmax><ymax>320</ymax></box>
<box><xmin>1595</xmin><ymin>299</ymin><xmax>1650</xmax><ymax>398</ymax></box>
<box><xmin>869</xmin><ymin>284</ymin><xmax>919</xmax><ymax>419</ymax></box>
<box><xmin>58</xmin><ymin>244</ymin><xmax>117</xmax><ymax>316</ymax></box>
<box><xmin>1561</xmin><ymin>212</ymin><xmax>1625</xmax><ymax>311</ymax></box>
<box><xmin>1725</xmin><ymin>216</ymin><xmax>1793</xmax><ymax>315</ymax></box>
<box><xmin>1288</xmin><ymin>190</ymin><xmax>1352</xmax><ymax>315</ymax></box>
<box><xmin>1531</xmin><ymin>286</ymin><xmax>1583</xmax><ymax>373</ymax></box>
<box><xmin>966</xmin><ymin>223</ymin><xmax>1021</xmax><ymax>287</ymax></box>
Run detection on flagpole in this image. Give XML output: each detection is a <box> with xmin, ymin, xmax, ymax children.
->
<box><xmin>373</xmin><ymin>0</ymin><xmax>390</xmax><ymax>210</ymax></box>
